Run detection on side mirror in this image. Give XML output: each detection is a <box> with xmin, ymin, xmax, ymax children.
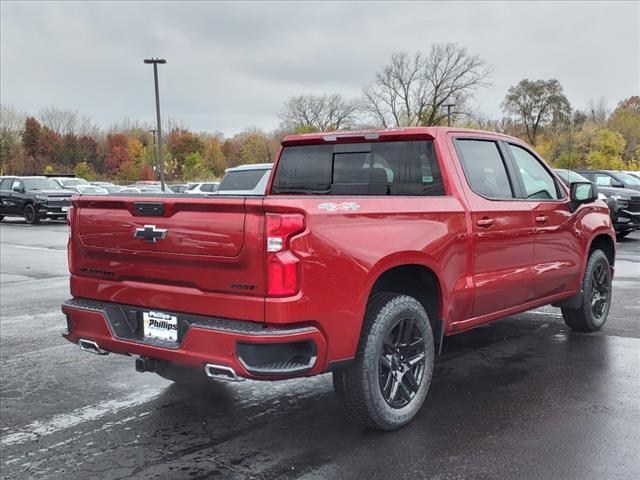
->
<box><xmin>569</xmin><ymin>181</ymin><xmax>597</xmax><ymax>211</ymax></box>
<box><xmin>612</xmin><ymin>180</ymin><xmax>624</xmax><ymax>188</ymax></box>
<box><xmin>12</xmin><ymin>186</ymin><xmax>24</xmax><ymax>194</ymax></box>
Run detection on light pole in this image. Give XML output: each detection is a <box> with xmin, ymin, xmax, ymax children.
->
<box><xmin>143</xmin><ymin>58</ymin><xmax>166</xmax><ymax>190</ymax></box>
<box><xmin>444</xmin><ymin>103</ymin><xmax>456</xmax><ymax>127</ymax></box>
<box><xmin>149</xmin><ymin>129</ymin><xmax>158</xmax><ymax>176</ymax></box>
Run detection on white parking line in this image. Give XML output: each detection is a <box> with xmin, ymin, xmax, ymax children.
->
<box><xmin>10</xmin><ymin>245</ymin><xmax>66</xmax><ymax>252</ymax></box>
<box><xmin>0</xmin><ymin>388</ymin><xmax>164</xmax><ymax>448</ymax></box>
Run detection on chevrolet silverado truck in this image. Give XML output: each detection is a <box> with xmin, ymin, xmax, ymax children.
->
<box><xmin>62</xmin><ymin>127</ymin><xmax>615</xmax><ymax>430</ymax></box>
<box><xmin>0</xmin><ymin>176</ymin><xmax>73</xmax><ymax>224</ymax></box>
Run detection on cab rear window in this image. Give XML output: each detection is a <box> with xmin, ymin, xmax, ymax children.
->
<box><xmin>271</xmin><ymin>141</ymin><xmax>444</xmax><ymax>196</ymax></box>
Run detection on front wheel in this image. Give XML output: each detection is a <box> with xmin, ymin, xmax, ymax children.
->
<box><xmin>562</xmin><ymin>249</ymin><xmax>612</xmax><ymax>331</ymax></box>
<box><xmin>24</xmin><ymin>204</ymin><xmax>40</xmax><ymax>224</ymax></box>
<box><xmin>333</xmin><ymin>293</ymin><xmax>435</xmax><ymax>430</ymax></box>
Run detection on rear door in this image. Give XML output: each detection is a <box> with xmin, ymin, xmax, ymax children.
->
<box><xmin>505</xmin><ymin>142</ymin><xmax>583</xmax><ymax>297</ymax></box>
<box><xmin>453</xmin><ymin>137</ymin><xmax>536</xmax><ymax>318</ymax></box>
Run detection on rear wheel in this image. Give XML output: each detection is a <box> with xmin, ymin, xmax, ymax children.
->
<box><xmin>333</xmin><ymin>293</ymin><xmax>435</xmax><ymax>430</ymax></box>
<box><xmin>0</xmin><ymin>215</ymin><xmax>4</xmax><ymax>221</ymax></box>
<box><xmin>23</xmin><ymin>204</ymin><xmax>40</xmax><ymax>225</ymax></box>
<box><xmin>616</xmin><ymin>230</ymin><xmax>632</xmax><ymax>240</ymax></box>
<box><xmin>562</xmin><ymin>249</ymin><xmax>612</xmax><ymax>331</ymax></box>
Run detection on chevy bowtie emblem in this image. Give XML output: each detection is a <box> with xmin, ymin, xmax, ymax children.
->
<box><xmin>134</xmin><ymin>225</ymin><xmax>168</xmax><ymax>243</ymax></box>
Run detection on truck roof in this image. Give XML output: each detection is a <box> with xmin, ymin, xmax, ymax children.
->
<box><xmin>282</xmin><ymin>126</ymin><xmax>518</xmax><ymax>146</ymax></box>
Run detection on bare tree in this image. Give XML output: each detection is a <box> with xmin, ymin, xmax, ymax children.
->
<box><xmin>502</xmin><ymin>79</ymin><xmax>572</xmax><ymax>145</ymax></box>
<box><xmin>587</xmin><ymin>96</ymin><xmax>609</xmax><ymax>124</ymax></box>
<box><xmin>361</xmin><ymin>44</ymin><xmax>491</xmax><ymax>128</ymax></box>
<box><xmin>0</xmin><ymin>104</ymin><xmax>26</xmax><ymax>139</ymax></box>
<box><xmin>279</xmin><ymin>93</ymin><xmax>358</xmax><ymax>132</ymax></box>
<box><xmin>38</xmin><ymin>106</ymin><xmax>79</xmax><ymax>135</ymax></box>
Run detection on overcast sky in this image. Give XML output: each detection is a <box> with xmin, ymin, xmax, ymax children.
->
<box><xmin>1</xmin><ymin>1</ymin><xmax>639</xmax><ymax>136</ymax></box>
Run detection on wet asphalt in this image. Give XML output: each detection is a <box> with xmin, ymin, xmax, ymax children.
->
<box><xmin>0</xmin><ymin>219</ymin><xmax>639</xmax><ymax>479</ymax></box>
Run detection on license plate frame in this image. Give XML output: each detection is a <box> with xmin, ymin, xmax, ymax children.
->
<box><xmin>143</xmin><ymin>310</ymin><xmax>178</xmax><ymax>342</ymax></box>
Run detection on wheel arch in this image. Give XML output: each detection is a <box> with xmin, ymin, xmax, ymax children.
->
<box><xmin>588</xmin><ymin>233</ymin><xmax>615</xmax><ymax>268</ymax></box>
<box><xmin>365</xmin><ymin>256</ymin><xmax>445</xmax><ymax>348</ymax></box>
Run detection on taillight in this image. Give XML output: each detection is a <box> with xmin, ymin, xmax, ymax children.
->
<box><xmin>266</xmin><ymin>213</ymin><xmax>305</xmax><ymax>296</ymax></box>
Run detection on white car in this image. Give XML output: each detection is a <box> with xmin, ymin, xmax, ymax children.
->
<box><xmin>51</xmin><ymin>177</ymin><xmax>90</xmax><ymax>189</ymax></box>
<box><xmin>215</xmin><ymin>163</ymin><xmax>272</xmax><ymax>195</ymax></box>
<box><xmin>185</xmin><ymin>182</ymin><xmax>220</xmax><ymax>194</ymax></box>
<box><xmin>64</xmin><ymin>185</ymin><xmax>110</xmax><ymax>195</ymax></box>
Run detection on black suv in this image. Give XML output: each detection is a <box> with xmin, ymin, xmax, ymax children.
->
<box><xmin>575</xmin><ymin>169</ymin><xmax>640</xmax><ymax>192</ymax></box>
<box><xmin>0</xmin><ymin>176</ymin><xmax>73</xmax><ymax>224</ymax></box>
<box><xmin>555</xmin><ymin>169</ymin><xmax>640</xmax><ymax>238</ymax></box>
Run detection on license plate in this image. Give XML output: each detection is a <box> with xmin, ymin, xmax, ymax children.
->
<box><xmin>61</xmin><ymin>207</ymin><xmax>68</xmax><ymax>212</ymax></box>
<box><xmin>143</xmin><ymin>311</ymin><xmax>178</xmax><ymax>342</ymax></box>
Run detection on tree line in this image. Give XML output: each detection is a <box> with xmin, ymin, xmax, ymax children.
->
<box><xmin>1</xmin><ymin>43</ymin><xmax>638</xmax><ymax>181</ymax></box>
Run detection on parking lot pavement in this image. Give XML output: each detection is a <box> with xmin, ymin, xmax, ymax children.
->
<box><xmin>1</xmin><ymin>219</ymin><xmax>639</xmax><ymax>480</ymax></box>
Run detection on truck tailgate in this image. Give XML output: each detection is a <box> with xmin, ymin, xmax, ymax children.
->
<box><xmin>69</xmin><ymin>196</ymin><xmax>266</xmax><ymax>317</ymax></box>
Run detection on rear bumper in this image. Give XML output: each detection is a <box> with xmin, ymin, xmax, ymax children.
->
<box><xmin>61</xmin><ymin>298</ymin><xmax>328</xmax><ymax>380</ymax></box>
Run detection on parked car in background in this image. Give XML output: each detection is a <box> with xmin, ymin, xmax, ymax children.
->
<box><xmin>62</xmin><ymin>127</ymin><xmax>615</xmax><ymax>430</ymax></box>
<box><xmin>90</xmin><ymin>181</ymin><xmax>116</xmax><ymax>187</ymax></box>
<box><xmin>0</xmin><ymin>176</ymin><xmax>73</xmax><ymax>224</ymax></box>
<box><xmin>576</xmin><ymin>169</ymin><xmax>640</xmax><ymax>192</ymax></box>
<box><xmin>555</xmin><ymin>169</ymin><xmax>640</xmax><ymax>239</ymax></box>
<box><xmin>117</xmin><ymin>185</ymin><xmax>174</xmax><ymax>194</ymax></box>
<box><xmin>216</xmin><ymin>163</ymin><xmax>272</xmax><ymax>195</ymax></box>
<box><xmin>184</xmin><ymin>182</ymin><xmax>220</xmax><ymax>194</ymax></box>
<box><xmin>64</xmin><ymin>185</ymin><xmax>110</xmax><ymax>195</ymax></box>
<box><xmin>169</xmin><ymin>184</ymin><xmax>189</xmax><ymax>193</ymax></box>
<box><xmin>51</xmin><ymin>177</ymin><xmax>90</xmax><ymax>189</ymax></box>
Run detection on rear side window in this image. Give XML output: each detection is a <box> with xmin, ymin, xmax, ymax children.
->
<box><xmin>200</xmin><ymin>183</ymin><xmax>215</xmax><ymax>192</ymax></box>
<box><xmin>0</xmin><ymin>178</ymin><xmax>13</xmax><ymax>190</ymax></box>
<box><xmin>272</xmin><ymin>141</ymin><xmax>444</xmax><ymax>196</ymax></box>
<box><xmin>218</xmin><ymin>169</ymin><xmax>266</xmax><ymax>191</ymax></box>
<box><xmin>456</xmin><ymin>139</ymin><xmax>513</xmax><ymax>199</ymax></box>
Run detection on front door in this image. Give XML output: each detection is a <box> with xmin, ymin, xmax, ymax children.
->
<box><xmin>453</xmin><ymin>137</ymin><xmax>536</xmax><ymax>318</ymax></box>
<box><xmin>505</xmin><ymin>143</ymin><xmax>583</xmax><ymax>298</ymax></box>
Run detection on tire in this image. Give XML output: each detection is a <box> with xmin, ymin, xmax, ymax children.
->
<box><xmin>333</xmin><ymin>293</ymin><xmax>435</xmax><ymax>431</ymax></box>
<box><xmin>616</xmin><ymin>230</ymin><xmax>632</xmax><ymax>240</ymax></box>
<box><xmin>562</xmin><ymin>249</ymin><xmax>612</xmax><ymax>332</ymax></box>
<box><xmin>23</xmin><ymin>204</ymin><xmax>40</xmax><ymax>225</ymax></box>
<box><xmin>0</xmin><ymin>215</ymin><xmax>4</xmax><ymax>222</ymax></box>
<box><xmin>155</xmin><ymin>360</ymin><xmax>211</xmax><ymax>386</ymax></box>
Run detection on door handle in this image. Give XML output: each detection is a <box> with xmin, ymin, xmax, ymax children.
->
<box><xmin>476</xmin><ymin>217</ymin><xmax>494</xmax><ymax>228</ymax></box>
<box><xmin>535</xmin><ymin>215</ymin><xmax>548</xmax><ymax>224</ymax></box>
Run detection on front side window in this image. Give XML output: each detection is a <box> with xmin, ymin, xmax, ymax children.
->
<box><xmin>456</xmin><ymin>139</ymin><xmax>513</xmax><ymax>199</ymax></box>
<box><xmin>11</xmin><ymin>180</ymin><xmax>23</xmax><ymax>191</ymax></box>
<box><xmin>508</xmin><ymin>144</ymin><xmax>561</xmax><ymax>200</ymax></box>
<box><xmin>272</xmin><ymin>141</ymin><xmax>445</xmax><ymax>196</ymax></box>
<box><xmin>594</xmin><ymin>174</ymin><xmax>616</xmax><ymax>187</ymax></box>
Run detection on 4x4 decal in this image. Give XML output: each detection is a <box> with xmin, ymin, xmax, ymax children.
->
<box><xmin>317</xmin><ymin>202</ymin><xmax>360</xmax><ymax>212</ymax></box>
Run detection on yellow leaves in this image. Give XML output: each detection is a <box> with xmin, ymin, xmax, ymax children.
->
<box><xmin>127</xmin><ymin>138</ymin><xmax>146</xmax><ymax>167</ymax></box>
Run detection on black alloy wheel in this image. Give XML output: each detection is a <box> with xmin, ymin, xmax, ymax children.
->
<box><xmin>590</xmin><ymin>262</ymin><xmax>610</xmax><ymax>319</ymax></box>
<box><xmin>379</xmin><ymin>318</ymin><xmax>426</xmax><ymax>409</ymax></box>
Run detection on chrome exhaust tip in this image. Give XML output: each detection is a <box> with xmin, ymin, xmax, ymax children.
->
<box><xmin>78</xmin><ymin>338</ymin><xmax>108</xmax><ymax>355</ymax></box>
<box><xmin>204</xmin><ymin>363</ymin><xmax>243</xmax><ymax>382</ymax></box>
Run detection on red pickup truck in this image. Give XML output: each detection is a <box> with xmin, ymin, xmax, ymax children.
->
<box><xmin>62</xmin><ymin>127</ymin><xmax>615</xmax><ymax>430</ymax></box>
